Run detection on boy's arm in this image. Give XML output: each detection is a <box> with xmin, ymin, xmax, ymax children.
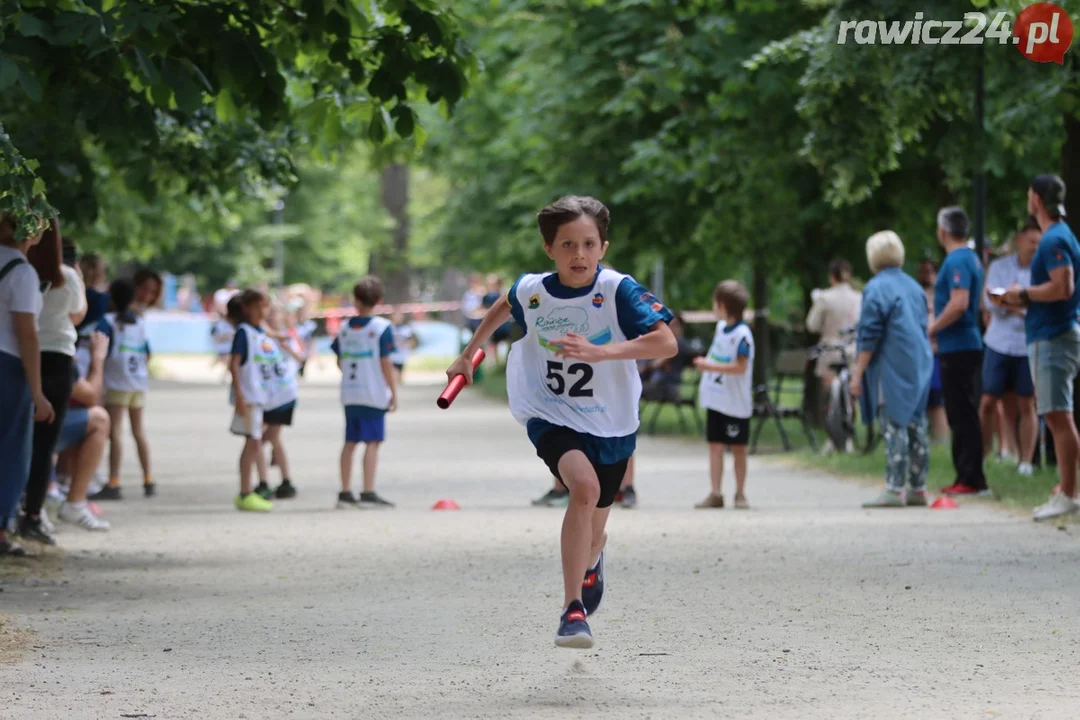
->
<box><xmin>556</xmin><ymin>321</ymin><xmax>677</xmax><ymax>363</ymax></box>
<box><xmin>13</xmin><ymin>313</ymin><xmax>55</xmax><ymax>422</ymax></box>
<box><xmin>695</xmin><ymin>355</ymin><xmax>750</xmax><ymax>375</ymax></box>
<box><xmin>380</xmin><ymin>356</ymin><xmax>398</xmax><ymax>411</ymax></box>
<box><xmin>229</xmin><ymin>353</ymin><xmax>247</xmax><ymax>412</ymax></box>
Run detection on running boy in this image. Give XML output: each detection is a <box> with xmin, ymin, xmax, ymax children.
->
<box><xmin>93</xmin><ymin>278</ymin><xmax>153</xmax><ymax>500</ymax></box>
<box><xmin>693</xmin><ymin>280</ymin><xmax>755</xmax><ymax>510</ymax></box>
<box><xmin>229</xmin><ymin>289</ymin><xmax>288</xmax><ymax>512</ymax></box>
<box><xmin>332</xmin><ymin>276</ymin><xmax>398</xmax><ymax>509</ymax></box>
<box><xmin>445</xmin><ymin>195</ymin><xmax>676</xmax><ymax>649</ymax></box>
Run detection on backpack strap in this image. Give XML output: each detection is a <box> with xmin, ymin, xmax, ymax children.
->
<box><xmin>0</xmin><ymin>257</ymin><xmax>25</xmax><ymax>285</ymax></box>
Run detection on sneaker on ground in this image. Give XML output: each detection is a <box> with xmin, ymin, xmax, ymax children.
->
<box><xmin>862</xmin><ymin>489</ymin><xmax>904</xmax><ymax>508</ymax></box>
<box><xmin>58</xmin><ymin>502</ymin><xmax>111</xmax><ymax>531</ymax></box>
<box><xmin>336</xmin><ymin>491</ymin><xmax>360</xmax><ymax>509</ymax></box>
<box><xmin>619</xmin><ymin>487</ymin><xmax>637</xmax><ymax>509</ymax></box>
<box><xmin>275</xmin><ymin>480</ymin><xmax>297</xmax><ymax>499</ymax></box>
<box><xmin>143</xmin><ymin>483</ymin><xmax>156</xmax><ymax>498</ymax></box>
<box><xmin>235</xmin><ymin>493</ymin><xmax>272</xmax><ymax>512</ymax></box>
<box><xmin>733</xmin><ymin>493</ymin><xmax>750</xmax><ymax>510</ymax></box>
<box><xmin>555</xmin><ymin>600</ymin><xmax>594</xmax><ymax>649</ymax></box>
<box><xmin>17</xmin><ymin>516</ymin><xmax>56</xmax><ymax>546</ymax></box>
<box><xmin>531</xmin><ymin>488</ymin><xmax>569</xmax><ymax>507</ymax></box>
<box><xmin>1018</xmin><ymin>462</ymin><xmax>1034</xmax><ymax>477</ymax></box>
<box><xmin>1032</xmin><ymin>493</ymin><xmax>1080</xmax><ymax>522</ymax></box>
<box><xmin>695</xmin><ymin>493</ymin><xmax>724</xmax><ymax>509</ymax></box>
<box><xmin>941</xmin><ymin>484</ymin><xmax>992</xmax><ymax>497</ymax></box>
<box><xmin>906</xmin><ymin>490</ymin><xmax>929</xmax><ymax>507</ymax></box>
<box><xmin>39</xmin><ymin>509</ymin><xmax>55</xmax><ymax>534</ymax></box>
<box><xmin>253</xmin><ymin>481</ymin><xmax>273</xmax><ymax>500</ymax></box>
<box><xmin>582</xmin><ymin>550</ymin><xmax>604</xmax><ymax>615</ymax></box>
<box><xmin>89</xmin><ymin>486</ymin><xmax>122</xmax><ymax>501</ymax></box>
<box><xmin>360</xmin><ymin>491</ymin><xmax>394</xmax><ymax>508</ymax></box>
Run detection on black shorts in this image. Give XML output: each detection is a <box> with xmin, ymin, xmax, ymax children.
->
<box><xmin>534</xmin><ymin>426</ymin><xmax>629</xmax><ymax>509</ymax></box>
<box><xmin>393</xmin><ymin>362</ymin><xmax>404</xmax><ymax>372</ymax></box>
<box><xmin>264</xmin><ymin>404</ymin><xmax>295</xmax><ymax>427</ymax></box>
<box><xmin>706</xmin><ymin>409</ymin><xmax>749</xmax><ymax>446</ymax></box>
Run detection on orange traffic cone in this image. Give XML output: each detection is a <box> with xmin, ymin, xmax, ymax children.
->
<box><xmin>432</xmin><ymin>499</ymin><xmax>460</xmax><ymax>511</ymax></box>
<box><xmin>930</xmin><ymin>496</ymin><xmax>959</xmax><ymax>510</ymax></box>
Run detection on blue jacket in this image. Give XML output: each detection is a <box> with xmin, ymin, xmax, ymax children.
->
<box><xmin>856</xmin><ymin>267</ymin><xmax>933</xmax><ymax>426</ymax></box>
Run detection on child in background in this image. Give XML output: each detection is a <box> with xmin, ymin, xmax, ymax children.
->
<box><xmin>93</xmin><ymin>278</ymin><xmax>154</xmax><ymax>500</ymax></box>
<box><xmin>229</xmin><ymin>289</ymin><xmax>277</xmax><ymax>512</ymax></box>
<box><xmin>293</xmin><ymin>302</ymin><xmax>318</xmax><ymax>378</ymax></box>
<box><xmin>255</xmin><ymin>300</ymin><xmax>301</xmax><ymax>500</ymax></box>
<box><xmin>388</xmin><ymin>309</ymin><xmax>418</xmax><ymax>384</ymax></box>
<box><xmin>210</xmin><ymin>311</ymin><xmax>236</xmax><ymax>379</ymax></box>
<box><xmin>332</xmin><ymin>276</ymin><xmax>397</xmax><ymax>509</ymax></box>
<box><xmin>132</xmin><ymin>268</ymin><xmax>163</xmax><ymax>314</ymax></box>
<box><xmin>694</xmin><ymin>280</ymin><xmax>755</xmax><ymax>510</ymax></box>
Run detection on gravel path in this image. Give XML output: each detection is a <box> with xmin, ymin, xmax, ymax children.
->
<box><xmin>2</xmin><ymin>378</ymin><xmax>1079</xmax><ymax>719</ymax></box>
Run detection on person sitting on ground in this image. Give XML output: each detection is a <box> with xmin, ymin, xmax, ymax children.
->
<box><xmin>850</xmin><ymin>231</ymin><xmax>933</xmax><ymax>508</ymax></box>
<box><xmin>54</xmin><ymin>330</ymin><xmax>111</xmax><ymax>531</ymax></box>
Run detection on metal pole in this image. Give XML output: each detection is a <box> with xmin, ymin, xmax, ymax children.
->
<box><xmin>273</xmin><ymin>199</ymin><xmax>285</xmax><ymax>289</ymax></box>
<box><xmin>652</xmin><ymin>258</ymin><xmax>665</xmax><ymax>302</ymax></box>
<box><xmin>973</xmin><ymin>42</ymin><xmax>986</xmax><ymax>263</ymax></box>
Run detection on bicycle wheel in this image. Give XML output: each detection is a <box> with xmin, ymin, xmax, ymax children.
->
<box><xmin>824</xmin><ymin>381</ymin><xmax>851</xmax><ymax>450</ymax></box>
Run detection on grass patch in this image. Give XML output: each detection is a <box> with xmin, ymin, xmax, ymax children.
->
<box><xmin>477</xmin><ymin>366</ymin><xmax>1059</xmax><ymax>510</ymax></box>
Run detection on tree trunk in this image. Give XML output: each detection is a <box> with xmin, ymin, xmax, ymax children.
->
<box><xmin>370</xmin><ymin>163</ymin><xmax>410</xmax><ymax>305</ymax></box>
<box><xmin>752</xmin><ymin>261</ymin><xmax>769</xmax><ymax>388</ymax></box>
<box><xmin>1061</xmin><ymin>113</ymin><xmax>1080</xmax><ymax>224</ymax></box>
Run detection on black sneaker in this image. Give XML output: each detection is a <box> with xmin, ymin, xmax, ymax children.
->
<box><xmin>89</xmin><ymin>485</ymin><xmax>122</xmax><ymax>501</ymax></box>
<box><xmin>17</xmin><ymin>517</ymin><xmax>56</xmax><ymax>546</ymax></box>
<box><xmin>359</xmin><ymin>492</ymin><xmax>394</xmax><ymax>509</ymax></box>
<box><xmin>143</xmin><ymin>483</ymin><xmax>156</xmax><ymax>498</ymax></box>
<box><xmin>620</xmin><ymin>486</ymin><xmax>637</xmax><ymax>509</ymax></box>
<box><xmin>336</xmin><ymin>491</ymin><xmax>359</xmax><ymax>509</ymax></box>
<box><xmin>254</xmin><ymin>481</ymin><xmax>273</xmax><ymax>500</ymax></box>
<box><xmin>275</xmin><ymin>480</ymin><xmax>297</xmax><ymax>499</ymax></box>
<box><xmin>531</xmin><ymin>488</ymin><xmax>569</xmax><ymax>507</ymax></box>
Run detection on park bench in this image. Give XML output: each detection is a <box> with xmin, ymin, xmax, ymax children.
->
<box><xmin>640</xmin><ymin>369</ymin><xmax>703</xmax><ymax>436</ymax></box>
<box><xmin>750</xmin><ymin>348</ymin><xmax>818</xmax><ymax>454</ymax></box>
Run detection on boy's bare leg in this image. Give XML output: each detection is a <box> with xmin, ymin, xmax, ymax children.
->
<box><xmin>620</xmin><ymin>455</ymin><xmax>634</xmax><ymax>489</ymax></box>
<box><xmin>239</xmin><ymin>438</ymin><xmax>259</xmax><ymax>495</ymax></box>
<box><xmin>559</xmin><ymin>450</ymin><xmax>600</xmax><ymax>609</ymax></box>
<box><xmin>340</xmin><ymin>442</ymin><xmax>357</xmax><ymax>492</ymax></box>
<box><xmin>107</xmin><ymin>404</ymin><xmax>125</xmax><ymax>483</ymax></box>
<box><xmin>265</xmin><ymin>425</ymin><xmax>290</xmax><ymax>481</ymax></box>
<box><xmin>362</xmin><ymin>442</ymin><xmax>380</xmax><ymax>493</ymax></box>
<box><xmin>732</xmin><ymin>444</ymin><xmax>748</xmax><ymax>497</ymax></box>
<box><xmin>129</xmin><ymin>406</ymin><xmax>152</xmax><ymax>484</ymax></box>
<box><xmin>708</xmin><ymin>442</ymin><xmax>725</xmax><ymax>495</ymax></box>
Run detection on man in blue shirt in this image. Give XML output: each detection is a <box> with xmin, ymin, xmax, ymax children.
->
<box><xmin>929</xmin><ymin>206</ymin><xmax>987</xmax><ymax>496</ymax></box>
<box><xmin>1001</xmin><ymin>174</ymin><xmax>1080</xmax><ymax>521</ymax></box>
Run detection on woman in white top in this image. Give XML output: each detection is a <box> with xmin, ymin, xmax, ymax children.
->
<box><xmin>0</xmin><ymin>213</ymin><xmax>54</xmax><ymax>557</ymax></box>
<box><xmin>18</xmin><ymin>223</ymin><xmax>86</xmax><ymax>545</ymax></box>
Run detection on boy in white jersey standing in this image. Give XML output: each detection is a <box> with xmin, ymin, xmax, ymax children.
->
<box><xmin>446</xmin><ymin>196</ymin><xmax>677</xmax><ymax>649</ymax></box>
<box><xmin>693</xmin><ymin>280</ymin><xmax>755</xmax><ymax>510</ymax></box>
<box><xmin>332</xmin><ymin>276</ymin><xmax>398</xmax><ymax>509</ymax></box>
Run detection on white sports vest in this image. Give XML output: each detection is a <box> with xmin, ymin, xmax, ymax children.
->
<box><xmin>211</xmin><ymin>320</ymin><xmax>236</xmax><ymax>355</ymax></box>
<box><xmin>337</xmin><ymin>316</ymin><xmax>393</xmax><ymax>408</ymax></box>
<box><xmin>698</xmin><ymin>321</ymin><xmax>755</xmax><ymax>419</ymax></box>
<box><xmin>388</xmin><ymin>324</ymin><xmax>413</xmax><ymax>366</ymax></box>
<box><xmin>233</xmin><ymin>324</ymin><xmax>296</xmax><ymax>408</ymax></box>
<box><xmin>103</xmin><ymin>314</ymin><xmax>150</xmax><ymax>393</ymax></box>
<box><xmin>506</xmin><ymin>270</ymin><xmax>641</xmax><ymax>437</ymax></box>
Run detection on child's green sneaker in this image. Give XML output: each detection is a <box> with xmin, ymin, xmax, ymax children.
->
<box><xmin>236</xmin><ymin>493</ymin><xmax>273</xmax><ymax>512</ymax></box>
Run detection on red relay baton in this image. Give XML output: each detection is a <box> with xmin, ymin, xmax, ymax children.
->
<box><xmin>437</xmin><ymin>349</ymin><xmax>486</xmax><ymax>409</ymax></box>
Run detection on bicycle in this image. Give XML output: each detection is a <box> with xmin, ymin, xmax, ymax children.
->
<box><xmin>809</xmin><ymin>327</ymin><xmax>877</xmax><ymax>455</ymax></box>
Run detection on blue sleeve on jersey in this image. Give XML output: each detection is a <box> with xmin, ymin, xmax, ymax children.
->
<box><xmin>614</xmin><ymin>277</ymin><xmax>673</xmax><ymax>340</ymax></box>
<box><xmin>507</xmin><ymin>275</ymin><xmax>526</xmax><ymax>335</ymax></box>
<box><xmin>737</xmin><ymin>338</ymin><xmax>751</xmax><ymax>359</ymax></box>
<box><xmin>330</xmin><ymin>336</ymin><xmax>340</xmax><ymax>357</ymax></box>
<box><xmin>379</xmin><ymin>325</ymin><xmax>396</xmax><ymax>357</ymax></box>
<box><xmin>231</xmin><ymin>329</ymin><xmax>248</xmax><ymax>366</ymax></box>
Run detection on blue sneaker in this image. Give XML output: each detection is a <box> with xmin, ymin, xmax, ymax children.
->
<box><xmin>582</xmin><ymin>550</ymin><xmax>604</xmax><ymax>615</ymax></box>
<box><xmin>555</xmin><ymin>600</ymin><xmax>594</xmax><ymax>649</ymax></box>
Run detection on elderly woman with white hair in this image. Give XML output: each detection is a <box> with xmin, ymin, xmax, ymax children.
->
<box><xmin>850</xmin><ymin>231</ymin><xmax>935</xmax><ymax>508</ymax></box>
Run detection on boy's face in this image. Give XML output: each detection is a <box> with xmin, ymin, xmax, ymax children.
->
<box><xmin>544</xmin><ymin>216</ymin><xmax>608</xmax><ymax>288</ymax></box>
<box><xmin>136</xmin><ymin>279</ymin><xmax>161</xmax><ymax>308</ymax></box>
<box><xmin>247</xmin><ymin>299</ymin><xmax>268</xmax><ymax>325</ymax></box>
<box><xmin>713</xmin><ymin>300</ymin><xmax>732</xmax><ymax>322</ymax></box>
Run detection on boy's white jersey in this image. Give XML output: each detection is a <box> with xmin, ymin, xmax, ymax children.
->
<box><xmin>103</xmin><ymin>314</ymin><xmax>150</xmax><ymax>393</ymax></box>
<box><xmin>698</xmin><ymin>321</ymin><xmax>755</xmax><ymax>419</ymax></box>
<box><xmin>233</xmin><ymin>323</ymin><xmax>297</xmax><ymax>409</ymax></box>
<box><xmin>506</xmin><ymin>269</ymin><xmax>641</xmax><ymax>437</ymax></box>
<box><xmin>337</xmin><ymin>316</ymin><xmax>393</xmax><ymax>408</ymax></box>
<box><xmin>211</xmin><ymin>319</ymin><xmax>236</xmax><ymax>355</ymax></box>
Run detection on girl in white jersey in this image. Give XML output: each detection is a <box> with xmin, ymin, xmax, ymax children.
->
<box><xmin>693</xmin><ymin>280</ymin><xmax>755</xmax><ymax>510</ymax></box>
<box><xmin>445</xmin><ymin>196</ymin><xmax>677</xmax><ymax>650</ymax></box>
<box><xmin>255</xmin><ymin>300</ymin><xmax>301</xmax><ymax>501</ymax></box>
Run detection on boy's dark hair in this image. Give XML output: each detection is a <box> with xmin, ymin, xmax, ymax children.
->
<box><xmin>828</xmin><ymin>258</ymin><xmax>852</xmax><ymax>282</ymax></box>
<box><xmin>1021</xmin><ymin>216</ymin><xmax>1041</xmax><ymax>234</ymax></box>
<box><xmin>713</xmin><ymin>280</ymin><xmax>749</xmax><ymax>319</ymax></box>
<box><xmin>353</xmin><ymin>275</ymin><xmax>384</xmax><ymax>307</ymax></box>
<box><xmin>109</xmin><ymin>278</ymin><xmax>136</xmax><ymax>319</ymax></box>
<box><xmin>226</xmin><ymin>296</ymin><xmax>244</xmax><ymax>325</ymax></box>
<box><xmin>536</xmin><ymin>196</ymin><xmax>610</xmax><ymax>245</ymax></box>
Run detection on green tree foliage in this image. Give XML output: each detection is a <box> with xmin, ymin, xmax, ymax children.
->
<box><xmin>0</xmin><ymin>0</ymin><xmax>472</xmax><ymax>235</ymax></box>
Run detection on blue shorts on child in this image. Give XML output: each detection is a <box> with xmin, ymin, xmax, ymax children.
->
<box><xmin>345</xmin><ymin>405</ymin><xmax>386</xmax><ymax>443</ymax></box>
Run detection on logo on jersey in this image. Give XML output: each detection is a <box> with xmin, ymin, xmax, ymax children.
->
<box><xmin>592</xmin><ymin>293</ymin><xmax>604</xmax><ymax>308</ymax></box>
<box><xmin>651</xmin><ymin>301</ymin><xmax>664</xmax><ymax>312</ymax></box>
<box><xmin>260</xmin><ymin>339</ymin><xmax>275</xmax><ymax>354</ymax></box>
<box><xmin>640</xmin><ymin>292</ymin><xmax>654</xmax><ymax>304</ymax></box>
<box><xmin>536</xmin><ymin>306</ymin><xmax>590</xmax><ymax>335</ymax></box>
<box><xmin>528</xmin><ymin>294</ymin><xmax>540</xmax><ymax>309</ymax></box>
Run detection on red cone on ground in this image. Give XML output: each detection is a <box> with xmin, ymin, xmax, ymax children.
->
<box><xmin>432</xmin><ymin>499</ymin><xmax>460</xmax><ymax>511</ymax></box>
<box><xmin>930</xmin><ymin>496</ymin><xmax>958</xmax><ymax>510</ymax></box>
